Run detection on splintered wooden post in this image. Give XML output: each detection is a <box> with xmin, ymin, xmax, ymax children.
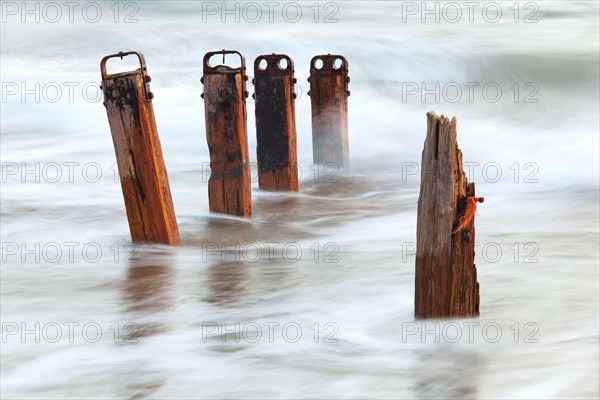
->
<box><xmin>415</xmin><ymin>112</ymin><xmax>481</xmax><ymax>319</ymax></box>
<box><xmin>253</xmin><ymin>54</ymin><xmax>298</xmax><ymax>191</ymax></box>
<box><xmin>308</xmin><ymin>54</ymin><xmax>350</xmax><ymax>168</ymax></box>
<box><xmin>202</xmin><ymin>50</ymin><xmax>252</xmax><ymax>217</ymax></box>
<box><xmin>100</xmin><ymin>51</ymin><xmax>180</xmax><ymax>245</ymax></box>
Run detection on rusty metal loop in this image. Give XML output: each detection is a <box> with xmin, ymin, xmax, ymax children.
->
<box><xmin>203</xmin><ymin>50</ymin><xmax>246</xmax><ymax>72</ymax></box>
<box><xmin>100</xmin><ymin>51</ymin><xmax>147</xmax><ymax>80</ymax></box>
<box><xmin>310</xmin><ymin>54</ymin><xmax>348</xmax><ymax>73</ymax></box>
<box><xmin>309</xmin><ymin>54</ymin><xmax>350</xmax><ymax>97</ymax></box>
<box><xmin>254</xmin><ymin>54</ymin><xmax>294</xmax><ymax>74</ymax></box>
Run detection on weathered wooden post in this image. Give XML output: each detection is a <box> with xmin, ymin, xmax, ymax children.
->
<box><xmin>100</xmin><ymin>51</ymin><xmax>180</xmax><ymax>245</ymax></box>
<box><xmin>308</xmin><ymin>54</ymin><xmax>350</xmax><ymax>168</ymax></box>
<box><xmin>253</xmin><ymin>54</ymin><xmax>298</xmax><ymax>191</ymax></box>
<box><xmin>202</xmin><ymin>50</ymin><xmax>252</xmax><ymax>217</ymax></box>
<box><xmin>415</xmin><ymin>112</ymin><xmax>483</xmax><ymax>319</ymax></box>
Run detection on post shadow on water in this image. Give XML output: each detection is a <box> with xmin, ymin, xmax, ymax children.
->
<box><xmin>121</xmin><ymin>250</ymin><xmax>175</xmax><ymax>341</ymax></box>
<box><xmin>205</xmin><ymin>260</ymin><xmax>250</xmax><ymax>306</ymax></box>
<box><xmin>413</xmin><ymin>345</ymin><xmax>486</xmax><ymax>399</ymax></box>
<box><xmin>199</xmin><ymin>219</ymin><xmax>298</xmax><ymax>307</ymax></box>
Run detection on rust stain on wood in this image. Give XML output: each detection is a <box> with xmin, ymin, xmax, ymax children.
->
<box><xmin>202</xmin><ymin>50</ymin><xmax>252</xmax><ymax>217</ymax></box>
<box><xmin>308</xmin><ymin>54</ymin><xmax>350</xmax><ymax>169</ymax></box>
<box><xmin>253</xmin><ymin>54</ymin><xmax>298</xmax><ymax>191</ymax></box>
<box><xmin>101</xmin><ymin>51</ymin><xmax>180</xmax><ymax>245</ymax></box>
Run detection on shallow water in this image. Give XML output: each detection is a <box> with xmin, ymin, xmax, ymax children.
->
<box><xmin>1</xmin><ymin>1</ymin><xmax>599</xmax><ymax>398</ymax></box>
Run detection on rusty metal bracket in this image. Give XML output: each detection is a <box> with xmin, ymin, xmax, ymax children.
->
<box><xmin>308</xmin><ymin>54</ymin><xmax>350</xmax><ymax>97</ymax></box>
<box><xmin>254</xmin><ymin>54</ymin><xmax>294</xmax><ymax>73</ymax></box>
<box><xmin>100</xmin><ymin>51</ymin><xmax>153</xmax><ymax>102</ymax></box>
<box><xmin>202</xmin><ymin>49</ymin><xmax>249</xmax><ymax>99</ymax></box>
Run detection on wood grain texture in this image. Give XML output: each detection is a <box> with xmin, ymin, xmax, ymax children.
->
<box><xmin>254</xmin><ymin>54</ymin><xmax>298</xmax><ymax>191</ymax></box>
<box><xmin>203</xmin><ymin>53</ymin><xmax>252</xmax><ymax>217</ymax></box>
<box><xmin>415</xmin><ymin>112</ymin><xmax>480</xmax><ymax>319</ymax></box>
<box><xmin>309</xmin><ymin>55</ymin><xmax>350</xmax><ymax>169</ymax></box>
<box><xmin>102</xmin><ymin>71</ymin><xmax>180</xmax><ymax>245</ymax></box>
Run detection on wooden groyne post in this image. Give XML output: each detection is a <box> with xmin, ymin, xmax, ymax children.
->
<box><xmin>308</xmin><ymin>54</ymin><xmax>350</xmax><ymax>168</ymax></box>
<box><xmin>253</xmin><ymin>54</ymin><xmax>298</xmax><ymax>191</ymax></box>
<box><xmin>100</xmin><ymin>51</ymin><xmax>180</xmax><ymax>245</ymax></box>
<box><xmin>415</xmin><ymin>112</ymin><xmax>482</xmax><ymax>319</ymax></box>
<box><xmin>202</xmin><ymin>50</ymin><xmax>252</xmax><ymax>217</ymax></box>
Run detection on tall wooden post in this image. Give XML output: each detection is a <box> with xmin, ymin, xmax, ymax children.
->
<box><xmin>308</xmin><ymin>54</ymin><xmax>350</xmax><ymax>168</ymax></box>
<box><xmin>202</xmin><ymin>50</ymin><xmax>252</xmax><ymax>217</ymax></box>
<box><xmin>415</xmin><ymin>112</ymin><xmax>481</xmax><ymax>319</ymax></box>
<box><xmin>100</xmin><ymin>51</ymin><xmax>180</xmax><ymax>245</ymax></box>
<box><xmin>253</xmin><ymin>54</ymin><xmax>298</xmax><ymax>191</ymax></box>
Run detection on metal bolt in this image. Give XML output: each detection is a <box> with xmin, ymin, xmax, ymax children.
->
<box><xmin>144</xmin><ymin>75</ymin><xmax>152</xmax><ymax>83</ymax></box>
<box><xmin>147</xmin><ymin>92</ymin><xmax>154</xmax><ymax>100</ymax></box>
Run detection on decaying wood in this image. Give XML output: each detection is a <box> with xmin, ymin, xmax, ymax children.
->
<box><xmin>415</xmin><ymin>112</ymin><xmax>480</xmax><ymax>319</ymax></box>
<box><xmin>308</xmin><ymin>54</ymin><xmax>350</xmax><ymax>169</ymax></box>
<box><xmin>202</xmin><ymin>50</ymin><xmax>252</xmax><ymax>217</ymax></box>
<box><xmin>101</xmin><ymin>53</ymin><xmax>180</xmax><ymax>245</ymax></box>
<box><xmin>254</xmin><ymin>54</ymin><xmax>298</xmax><ymax>191</ymax></box>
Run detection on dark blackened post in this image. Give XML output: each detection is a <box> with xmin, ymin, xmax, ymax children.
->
<box><xmin>415</xmin><ymin>112</ymin><xmax>482</xmax><ymax>319</ymax></box>
<box><xmin>253</xmin><ymin>54</ymin><xmax>298</xmax><ymax>191</ymax></box>
<box><xmin>308</xmin><ymin>54</ymin><xmax>350</xmax><ymax>168</ymax></box>
<box><xmin>100</xmin><ymin>51</ymin><xmax>180</xmax><ymax>245</ymax></box>
<box><xmin>202</xmin><ymin>50</ymin><xmax>252</xmax><ymax>217</ymax></box>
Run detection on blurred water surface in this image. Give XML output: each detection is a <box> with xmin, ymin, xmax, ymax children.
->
<box><xmin>1</xmin><ymin>1</ymin><xmax>599</xmax><ymax>398</ymax></box>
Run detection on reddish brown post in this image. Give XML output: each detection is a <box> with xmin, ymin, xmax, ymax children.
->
<box><xmin>100</xmin><ymin>51</ymin><xmax>180</xmax><ymax>245</ymax></box>
<box><xmin>253</xmin><ymin>54</ymin><xmax>298</xmax><ymax>191</ymax></box>
<box><xmin>308</xmin><ymin>54</ymin><xmax>350</xmax><ymax>168</ymax></box>
<box><xmin>202</xmin><ymin>50</ymin><xmax>252</xmax><ymax>217</ymax></box>
<box><xmin>415</xmin><ymin>112</ymin><xmax>482</xmax><ymax>319</ymax></box>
